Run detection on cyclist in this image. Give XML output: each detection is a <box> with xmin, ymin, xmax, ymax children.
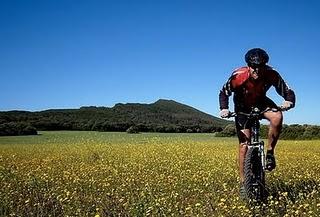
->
<box><xmin>218</xmin><ymin>48</ymin><xmax>296</xmax><ymax>193</ymax></box>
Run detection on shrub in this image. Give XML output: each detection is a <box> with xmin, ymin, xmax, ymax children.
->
<box><xmin>0</xmin><ymin>122</ymin><xmax>37</xmax><ymax>136</ymax></box>
<box><xmin>126</xmin><ymin>126</ymin><xmax>139</xmax><ymax>134</ymax></box>
<box><xmin>215</xmin><ymin>124</ymin><xmax>236</xmax><ymax>137</ymax></box>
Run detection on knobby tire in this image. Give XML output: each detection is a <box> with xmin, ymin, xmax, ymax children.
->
<box><xmin>244</xmin><ymin>147</ymin><xmax>265</xmax><ymax>202</ymax></box>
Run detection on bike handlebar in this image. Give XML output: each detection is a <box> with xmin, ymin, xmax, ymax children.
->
<box><xmin>226</xmin><ymin>106</ymin><xmax>285</xmax><ymax>119</ymax></box>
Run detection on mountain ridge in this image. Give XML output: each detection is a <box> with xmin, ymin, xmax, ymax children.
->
<box><xmin>0</xmin><ymin>99</ymin><xmax>230</xmax><ymax>135</ymax></box>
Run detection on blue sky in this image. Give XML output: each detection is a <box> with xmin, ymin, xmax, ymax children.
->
<box><xmin>1</xmin><ymin>0</ymin><xmax>319</xmax><ymax>124</ymax></box>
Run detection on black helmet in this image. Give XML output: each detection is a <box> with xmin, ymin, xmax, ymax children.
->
<box><xmin>245</xmin><ymin>48</ymin><xmax>269</xmax><ymax>67</ymax></box>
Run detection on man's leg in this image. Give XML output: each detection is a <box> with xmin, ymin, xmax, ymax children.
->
<box><xmin>237</xmin><ymin>129</ymin><xmax>250</xmax><ymax>183</ymax></box>
<box><xmin>235</xmin><ymin>113</ymin><xmax>253</xmax><ymax>199</ymax></box>
<box><xmin>237</xmin><ymin>129</ymin><xmax>250</xmax><ymax>199</ymax></box>
<box><xmin>263</xmin><ymin>111</ymin><xmax>283</xmax><ymax>170</ymax></box>
<box><xmin>264</xmin><ymin>111</ymin><xmax>283</xmax><ymax>152</ymax></box>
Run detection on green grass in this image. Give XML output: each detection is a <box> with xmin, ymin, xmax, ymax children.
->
<box><xmin>0</xmin><ymin>131</ymin><xmax>320</xmax><ymax>216</ymax></box>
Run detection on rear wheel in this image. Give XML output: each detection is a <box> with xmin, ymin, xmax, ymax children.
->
<box><xmin>243</xmin><ymin>147</ymin><xmax>265</xmax><ymax>201</ymax></box>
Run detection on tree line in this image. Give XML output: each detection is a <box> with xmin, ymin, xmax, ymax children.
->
<box><xmin>0</xmin><ymin>120</ymin><xmax>223</xmax><ymax>136</ymax></box>
<box><xmin>2</xmin><ymin>117</ymin><xmax>320</xmax><ymax>140</ymax></box>
<box><xmin>215</xmin><ymin>124</ymin><xmax>320</xmax><ymax>140</ymax></box>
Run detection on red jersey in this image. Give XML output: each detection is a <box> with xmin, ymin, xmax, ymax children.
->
<box><xmin>219</xmin><ymin>65</ymin><xmax>296</xmax><ymax>111</ymax></box>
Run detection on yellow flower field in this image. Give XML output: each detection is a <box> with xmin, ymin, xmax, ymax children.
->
<box><xmin>0</xmin><ymin>131</ymin><xmax>320</xmax><ymax>216</ymax></box>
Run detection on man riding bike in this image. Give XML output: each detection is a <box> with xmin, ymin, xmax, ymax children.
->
<box><xmin>218</xmin><ymin>48</ymin><xmax>296</xmax><ymax>195</ymax></box>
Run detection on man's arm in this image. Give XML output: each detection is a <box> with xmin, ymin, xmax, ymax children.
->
<box><xmin>219</xmin><ymin>77</ymin><xmax>233</xmax><ymax>110</ymax></box>
<box><xmin>271</xmin><ymin>70</ymin><xmax>296</xmax><ymax>108</ymax></box>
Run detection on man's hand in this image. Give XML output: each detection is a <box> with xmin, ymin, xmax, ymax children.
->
<box><xmin>281</xmin><ymin>101</ymin><xmax>294</xmax><ymax>111</ymax></box>
<box><xmin>220</xmin><ymin>109</ymin><xmax>230</xmax><ymax>118</ymax></box>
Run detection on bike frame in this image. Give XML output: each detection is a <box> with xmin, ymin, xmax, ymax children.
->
<box><xmin>228</xmin><ymin>107</ymin><xmax>281</xmax><ymax>201</ymax></box>
<box><xmin>245</xmin><ymin>108</ymin><xmax>265</xmax><ymax>171</ymax></box>
<box><xmin>231</xmin><ymin>107</ymin><xmax>279</xmax><ymax>170</ymax></box>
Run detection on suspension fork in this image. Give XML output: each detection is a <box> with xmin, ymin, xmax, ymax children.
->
<box><xmin>251</xmin><ymin>119</ymin><xmax>260</xmax><ymax>143</ymax></box>
<box><xmin>251</xmin><ymin>120</ymin><xmax>266</xmax><ymax>170</ymax></box>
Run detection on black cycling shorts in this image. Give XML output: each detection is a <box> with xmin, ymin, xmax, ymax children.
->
<box><xmin>235</xmin><ymin>97</ymin><xmax>277</xmax><ymax>130</ymax></box>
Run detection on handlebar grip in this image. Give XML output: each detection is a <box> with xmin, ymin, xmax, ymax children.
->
<box><xmin>227</xmin><ymin>112</ymin><xmax>237</xmax><ymax>118</ymax></box>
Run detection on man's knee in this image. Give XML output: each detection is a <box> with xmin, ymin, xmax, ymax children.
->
<box><xmin>237</xmin><ymin>129</ymin><xmax>250</xmax><ymax>143</ymax></box>
<box><xmin>266</xmin><ymin>111</ymin><xmax>283</xmax><ymax>126</ymax></box>
<box><xmin>239</xmin><ymin>142</ymin><xmax>248</xmax><ymax>154</ymax></box>
<box><xmin>274</xmin><ymin>111</ymin><xmax>283</xmax><ymax>121</ymax></box>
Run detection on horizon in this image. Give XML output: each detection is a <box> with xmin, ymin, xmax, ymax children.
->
<box><xmin>1</xmin><ymin>0</ymin><xmax>320</xmax><ymax>125</ymax></box>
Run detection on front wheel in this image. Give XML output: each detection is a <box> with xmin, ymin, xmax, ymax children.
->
<box><xmin>243</xmin><ymin>147</ymin><xmax>266</xmax><ymax>201</ymax></box>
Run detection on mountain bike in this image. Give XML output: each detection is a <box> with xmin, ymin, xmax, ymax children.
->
<box><xmin>228</xmin><ymin>107</ymin><xmax>281</xmax><ymax>201</ymax></box>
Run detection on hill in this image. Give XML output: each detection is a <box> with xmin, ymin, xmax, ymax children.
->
<box><xmin>0</xmin><ymin>99</ymin><xmax>231</xmax><ymax>135</ymax></box>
